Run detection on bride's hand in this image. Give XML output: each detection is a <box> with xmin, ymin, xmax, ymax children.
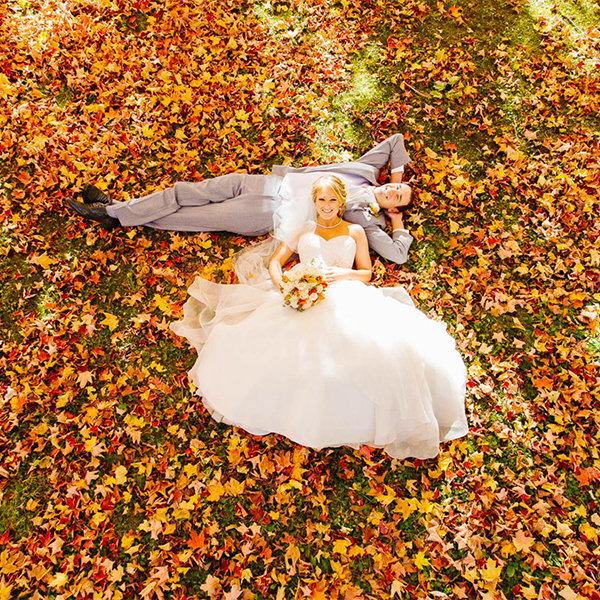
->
<box><xmin>323</xmin><ymin>267</ymin><xmax>347</xmax><ymax>282</ymax></box>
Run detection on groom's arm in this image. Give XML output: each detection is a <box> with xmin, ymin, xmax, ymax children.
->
<box><xmin>390</xmin><ymin>169</ymin><xmax>405</xmax><ymax>184</ymax></box>
<box><xmin>364</xmin><ymin>224</ymin><xmax>413</xmax><ymax>265</ymax></box>
<box><xmin>355</xmin><ymin>133</ymin><xmax>411</xmax><ymax>180</ymax></box>
<box><xmin>345</xmin><ymin>208</ymin><xmax>413</xmax><ymax>264</ymax></box>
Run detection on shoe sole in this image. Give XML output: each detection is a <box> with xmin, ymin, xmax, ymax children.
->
<box><xmin>67</xmin><ymin>197</ymin><xmax>118</xmax><ymax>230</ymax></box>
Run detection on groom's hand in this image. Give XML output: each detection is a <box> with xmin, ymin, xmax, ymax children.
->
<box><xmin>385</xmin><ymin>210</ymin><xmax>405</xmax><ymax>230</ymax></box>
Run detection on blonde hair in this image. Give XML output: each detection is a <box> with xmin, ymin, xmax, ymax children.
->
<box><xmin>312</xmin><ymin>175</ymin><xmax>347</xmax><ymax>217</ymax></box>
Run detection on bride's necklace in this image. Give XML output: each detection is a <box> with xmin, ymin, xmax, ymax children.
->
<box><xmin>316</xmin><ymin>218</ymin><xmax>342</xmax><ymax>229</ymax></box>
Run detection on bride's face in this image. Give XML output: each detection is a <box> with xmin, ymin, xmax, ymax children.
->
<box><xmin>314</xmin><ymin>186</ymin><xmax>341</xmax><ymax>221</ymax></box>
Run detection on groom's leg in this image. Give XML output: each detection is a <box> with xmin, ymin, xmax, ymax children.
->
<box><xmin>175</xmin><ymin>174</ymin><xmax>270</xmax><ymax>205</ymax></box>
<box><xmin>107</xmin><ymin>173</ymin><xmax>275</xmax><ymax>227</ymax></box>
<box><xmin>143</xmin><ymin>195</ymin><xmax>278</xmax><ymax>236</ymax></box>
<box><xmin>355</xmin><ymin>133</ymin><xmax>411</xmax><ymax>174</ymax></box>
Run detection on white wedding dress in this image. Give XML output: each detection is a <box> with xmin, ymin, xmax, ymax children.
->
<box><xmin>171</xmin><ymin>232</ymin><xmax>468</xmax><ymax>459</ymax></box>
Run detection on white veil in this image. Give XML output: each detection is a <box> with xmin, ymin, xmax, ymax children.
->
<box><xmin>234</xmin><ymin>172</ymin><xmax>327</xmax><ymax>286</ymax></box>
<box><xmin>272</xmin><ymin>172</ymin><xmax>323</xmax><ymax>250</ymax></box>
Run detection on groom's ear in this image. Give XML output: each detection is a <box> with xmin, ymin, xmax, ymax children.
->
<box><xmin>397</xmin><ymin>186</ymin><xmax>414</xmax><ymax>212</ymax></box>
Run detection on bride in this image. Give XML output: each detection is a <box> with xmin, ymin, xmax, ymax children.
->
<box><xmin>171</xmin><ymin>175</ymin><xmax>468</xmax><ymax>459</ymax></box>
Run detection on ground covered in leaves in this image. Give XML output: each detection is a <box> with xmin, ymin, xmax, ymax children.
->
<box><xmin>1</xmin><ymin>0</ymin><xmax>599</xmax><ymax>598</ymax></box>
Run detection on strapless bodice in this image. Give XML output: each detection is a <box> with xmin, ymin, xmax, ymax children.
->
<box><xmin>297</xmin><ymin>233</ymin><xmax>356</xmax><ymax>268</ymax></box>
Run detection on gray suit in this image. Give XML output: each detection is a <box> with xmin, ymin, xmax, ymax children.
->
<box><xmin>107</xmin><ymin>133</ymin><xmax>412</xmax><ymax>263</ymax></box>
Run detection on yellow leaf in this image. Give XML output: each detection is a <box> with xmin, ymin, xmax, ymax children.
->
<box><xmin>505</xmin><ymin>145</ymin><xmax>525</xmax><ymax>162</ymax></box>
<box><xmin>500</xmin><ymin>539</ymin><xmax>514</xmax><ymax>557</ymax></box>
<box><xmin>522</xmin><ymin>585</ymin><xmax>538</xmax><ymax>599</ymax></box>
<box><xmin>37</xmin><ymin>253</ymin><xmax>56</xmax><ymax>270</ymax></box>
<box><xmin>153</xmin><ymin>295</ymin><xmax>171</xmax><ymax>312</ymax></box>
<box><xmin>395</xmin><ymin>498</ymin><xmax>415</xmax><ymax>520</ymax></box>
<box><xmin>579</xmin><ymin>522</ymin><xmax>598</xmax><ymax>543</ymax></box>
<box><xmin>31</xmin><ymin>422</ymin><xmax>48</xmax><ymax>436</ymax></box>
<box><xmin>49</xmin><ymin>572</ymin><xmax>68</xmax><ymax>588</ymax></box>
<box><xmin>284</xmin><ymin>543</ymin><xmax>300</xmax><ymax>575</ymax></box>
<box><xmin>206</xmin><ymin>481</ymin><xmax>224</xmax><ymax>502</ymax></box>
<box><xmin>26</xmin><ymin>499</ymin><xmax>39</xmax><ymax>511</ymax></box>
<box><xmin>374</xmin><ymin>485</ymin><xmax>396</xmax><ymax>506</ymax></box>
<box><xmin>479</xmin><ymin>558</ymin><xmax>502</xmax><ymax>583</ymax></box>
<box><xmin>332</xmin><ymin>539</ymin><xmax>351</xmax><ymax>555</ymax></box>
<box><xmin>241</xmin><ymin>568</ymin><xmax>253</xmax><ymax>582</ymax></box>
<box><xmin>183</xmin><ymin>464</ymin><xmax>199</xmax><ymax>477</ymax></box>
<box><xmin>100</xmin><ymin>312</ymin><xmax>119</xmax><ymax>331</ymax></box>
<box><xmin>225</xmin><ymin>478</ymin><xmax>245</xmax><ymax>496</ymax></box>
<box><xmin>414</xmin><ymin>551</ymin><xmax>430</xmax><ymax>569</ymax></box>
<box><xmin>0</xmin><ymin>73</ymin><xmax>13</xmax><ymax>97</ymax></box>
<box><xmin>121</xmin><ymin>532</ymin><xmax>135</xmax><ymax>550</ymax></box>
<box><xmin>149</xmin><ymin>360</ymin><xmax>166</xmax><ymax>373</ymax></box>
<box><xmin>0</xmin><ymin>580</ymin><xmax>13</xmax><ymax>600</ymax></box>
<box><xmin>173</xmin><ymin>507</ymin><xmax>191</xmax><ymax>520</ymax></box>
<box><xmin>330</xmin><ymin>559</ymin><xmax>347</xmax><ymax>578</ymax></box>
<box><xmin>84</xmin><ymin>406</ymin><xmax>98</xmax><ymax>424</ymax></box>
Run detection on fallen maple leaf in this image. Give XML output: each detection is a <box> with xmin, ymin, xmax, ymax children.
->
<box><xmin>513</xmin><ymin>529</ymin><xmax>534</xmax><ymax>552</ymax></box>
<box><xmin>479</xmin><ymin>559</ymin><xmax>503</xmax><ymax>585</ymax></box>
<box><xmin>100</xmin><ymin>312</ymin><xmax>119</xmax><ymax>331</ymax></box>
<box><xmin>224</xmin><ymin>584</ymin><xmax>242</xmax><ymax>600</ymax></box>
<box><xmin>0</xmin><ymin>580</ymin><xmax>13</xmax><ymax>600</ymax></box>
<box><xmin>187</xmin><ymin>530</ymin><xmax>205</xmax><ymax>550</ymax></box>
<box><xmin>77</xmin><ymin>371</ymin><xmax>93</xmax><ymax>388</ymax></box>
<box><xmin>414</xmin><ymin>551</ymin><xmax>430</xmax><ymax>569</ymax></box>
<box><xmin>114</xmin><ymin>465</ymin><xmax>127</xmax><ymax>485</ymax></box>
<box><xmin>559</xmin><ymin>586</ymin><xmax>579</xmax><ymax>600</ymax></box>
<box><xmin>206</xmin><ymin>481</ymin><xmax>225</xmax><ymax>502</ymax></box>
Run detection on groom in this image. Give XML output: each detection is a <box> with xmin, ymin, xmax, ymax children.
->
<box><xmin>67</xmin><ymin>133</ymin><xmax>414</xmax><ymax>264</ymax></box>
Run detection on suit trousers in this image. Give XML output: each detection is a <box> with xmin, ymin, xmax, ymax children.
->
<box><xmin>108</xmin><ymin>174</ymin><xmax>282</xmax><ymax>236</ymax></box>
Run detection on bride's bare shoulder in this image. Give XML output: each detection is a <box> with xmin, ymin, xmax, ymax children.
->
<box><xmin>345</xmin><ymin>222</ymin><xmax>367</xmax><ymax>239</ymax></box>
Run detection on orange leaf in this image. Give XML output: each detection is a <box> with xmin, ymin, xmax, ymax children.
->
<box><xmin>187</xmin><ymin>530</ymin><xmax>206</xmax><ymax>550</ymax></box>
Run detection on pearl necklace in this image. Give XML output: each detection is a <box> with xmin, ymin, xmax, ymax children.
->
<box><xmin>316</xmin><ymin>218</ymin><xmax>342</xmax><ymax>229</ymax></box>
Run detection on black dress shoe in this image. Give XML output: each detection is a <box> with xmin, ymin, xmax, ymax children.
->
<box><xmin>67</xmin><ymin>197</ymin><xmax>119</xmax><ymax>230</ymax></box>
<box><xmin>81</xmin><ymin>184</ymin><xmax>113</xmax><ymax>205</ymax></box>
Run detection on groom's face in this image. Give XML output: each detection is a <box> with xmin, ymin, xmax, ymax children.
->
<box><xmin>375</xmin><ymin>183</ymin><xmax>412</xmax><ymax>212</ymax></box>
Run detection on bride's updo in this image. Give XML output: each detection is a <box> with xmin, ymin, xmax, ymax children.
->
<box><xmin>312</xmin><ymin>175</ymin><xmax>347</xmax><ymax>218</ymax></box>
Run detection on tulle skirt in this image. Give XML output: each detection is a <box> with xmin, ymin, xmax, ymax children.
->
<box><xmin>171</xmin><ymin>278</ymin><xmax>468</xmax><ymax>459</ymax></box>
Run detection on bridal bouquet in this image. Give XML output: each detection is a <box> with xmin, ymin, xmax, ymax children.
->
<box><xmin>281</xmin><ymin>262</ymin><xmax>328</xmax><ymax>311</ymax></box>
